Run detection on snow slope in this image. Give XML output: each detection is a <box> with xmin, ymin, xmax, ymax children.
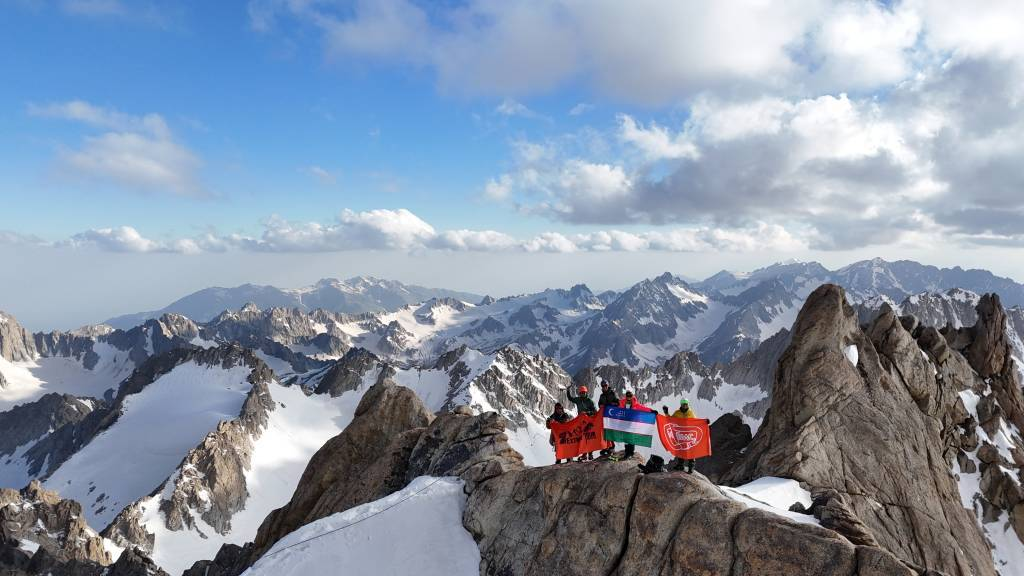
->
<box><xmin>0</xmin><ymin>342</ymin><xmax>132</xmax><ymax>411</ymax></box>
<box><xmin>721</xmin><ymin>477</ymin><xmax>818</xmax><ymax>526</ymax></box>
<box><xmin>242</xmin><ymin>476</ymin><xmax>479</xmax><ymax>576</ymax></box>
<box><xmin>44</xmin><ymin>362</ymin><xmax>253</xmax><ymax>528</ymax></box>
<box><xmin>138</xmin><ymin>381</ymin><xmax>356</xmax><ymax>575</ymax></box>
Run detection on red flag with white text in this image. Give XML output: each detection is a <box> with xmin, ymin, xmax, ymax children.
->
<box><xmin>549</xmin><ymin>413</ymin><xmax>606</xmax><ymax>460</ymax></box>
<box><xmin>656</xmin><ymin>415</ymin><xmax>711</xmax><ymax>459</ymax></box>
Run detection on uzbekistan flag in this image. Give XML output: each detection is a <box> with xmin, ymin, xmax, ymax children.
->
<box><xmin>602</xmin><ymin>405</ymin><xmax>656</xmax><ymax>447</ymax></box>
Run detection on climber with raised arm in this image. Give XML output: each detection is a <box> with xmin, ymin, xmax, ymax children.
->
<box><xmin>566</xmin><ymin>385</ymin><xmax>598</xmax><ymax>461</ymax></box>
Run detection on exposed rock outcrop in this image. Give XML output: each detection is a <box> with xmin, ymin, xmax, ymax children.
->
<box><xmin>722</xmin><ymin>284</ymin><xmax>997</xmax><ymax>576</ymax></box>
<box><xmin>464</xmin><ymin>461</ymin><xmax>916</xmax><ymax>576</ymax></box>
<box><xmin>0</xmin><ymin>394</ymin><xmax>97</xmax><ymax>471</ymax></box>
<box><xmin>446</xmin><ymin>347</ymin><xmax>568</xmax><ymax>428</ymax></box>
<box><xmin>693</xmin><ymin>412</ymin><xmax>752</xmax><ymax>482</ymax></box>
<box><xmin>189</xmin><ymin>379</ymin><xmax>524</xmax><ymax>575</ymax></box>
<box><xmin>0</xmin><ymin>312</ymin><xmax>35</xmax><ymax>363</ymax></box>
<box><xmin>312</xmin><ymin>347</ymin><xmax>380</xmax><ymax>397</ymax></box>
<box><xmin>0</xmin><ymin>481</ymin><xmax>111</xmax><ymax>566</ymax></box>
<box><xmin>103</xmin><ymin>348</ymin><xmax>278</xmax><ymax>552</ymax></box>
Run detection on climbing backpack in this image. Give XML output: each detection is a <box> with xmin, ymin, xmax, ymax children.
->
<box><xmin>638</xmin><ymin>454</ymin><xmax>665</xmax><ymax>474</ymax></box>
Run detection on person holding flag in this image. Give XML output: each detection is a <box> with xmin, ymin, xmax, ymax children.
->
<box><xmin>669</xmin><ymin>399</ymin><xmax>699</xmax><ymax>473</ymax></box>
<box><xmin>609</xmin><ymin>391</ymin><xmax>656</xmax><ymax>459</ymax></box>
<box><xmin>597</xmin><ymin>382</ymin><xmax>619</xmax><ymax>457</ymax></box>
<box><xmin>566</xmin><ymin>385</ymin><xmax>598</xmax><ymax>461</ymax></box>
<box><xmin>546</xmin><ymin>403</ymin><xmax>571</xmax><ymax>464</ymax></box>
<box><xmin>656</xmin><ymin>399</ymin><xmax>712</xmax><ymax>473</ymax></box>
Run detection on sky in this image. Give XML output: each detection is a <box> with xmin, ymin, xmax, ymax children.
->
<box><xmin>2</xmin><ymin>0</ymin><xmax>1024</xmax><ymax>330</ymax></box>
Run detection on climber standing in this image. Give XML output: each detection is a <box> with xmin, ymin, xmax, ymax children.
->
<box><xmin>598</xmin><ymin>382</ymin><xmax>619</xmax><ymax>457</ymax></box>
<box><xmin>546</xmin><ymin>403</ymin><xmax>571</xmax><ymax>464</ymax></box>
<box><xmin>671</xmin><ymin>399</ymin><xmax>698</xmax><ymax>473</ymax></box>
<box><xmin>619</xmin><ymin>391</ymin><xmax>654</xmax><ymax>459</ymax></box>
<box><xmin>566</xmin><ymin>385</ymin><xmax>598</xmax><ymax>461</ymax></box>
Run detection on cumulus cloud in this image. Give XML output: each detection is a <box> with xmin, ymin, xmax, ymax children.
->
<box><xmin>29</xmin><ymin>100</ymin><xmax>205</xmax><ymax>197</ymax></box>
<box><xmin>484</xmin><ymin>56</ymin><xmax>1024</xmax><ymax>250</ymax></box>
<box><xmin>617</xmin><ymin>115</ymin><xmax>697</xmax><ymax>160</ymax></box>
<box><xmin>247</xmin><ymin>0</ymin><xmax>947</xmax><ymax>102</ymax></box>
<box><xmin>57</xmin><ymin>209</ymin><xmax>811</xmax><ymax>255</ymax></box>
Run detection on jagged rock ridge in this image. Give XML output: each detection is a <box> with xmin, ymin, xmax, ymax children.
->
<box><xmin>723</xmin><ymin>284</ymin><xmax>1024</xmax><ymax>575</ymax></box>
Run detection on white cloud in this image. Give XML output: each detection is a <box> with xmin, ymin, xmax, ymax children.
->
<box><xmin>56</xmin><ymin>209</ymin><xmax>813</xmax><ymax>255</ymax></box>
<box><xmin>67</xmin><ymin>226</ymin><xmax>167</xmax><ymax>253</ymax></box>
<box><xmin>914</xmin><ymin>0</ymin><xmax>1024</xmax><ymax>59</ymax></box>
<box><xmin>483</xmin><ymin>174</ymin><xmax>513</xmax><ymax>201</ymax></box>
<box><xmin>810</xmin><ymin>2</ymin><xmax>921</xmax><ymax>90</ymax></box>
<box><xmin>617</xmin><ymin>114</ymin><xmax>697</xmax><ymax>160</ymax></box>
<box><xmin>304</xmin><ymin>165</ymin><xmax>337</xmax><ymax>184</ymax></box>
<box><xmin>429</xmin><ymin>230</ymin><xmax>518</xmax><ymax>251</ymax></box>
<box><xmin>568</xmin><ymin>103</ymin><xmax>594</xmax><ymax>116</ymax></box>
<box><xmin>522</xmin><ymin>232</ymin><xmax>578</xmax><ymax>253</ymax></box>
<box><xmin>29</xmin><ymin>100</ymin><xmax>205</xmax><ymax>197</ymax></box>
<box><xmin>494</xmin><ymin>98</ymin><xmax>538</xmax><ymax>118</ymax></box>
<box><xmin>242</xmin><ymin>208</ymin><xmax>436</xmax><ymax>252</ymax></box>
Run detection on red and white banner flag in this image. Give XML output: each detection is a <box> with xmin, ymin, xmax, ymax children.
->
<box><xmin>656</xmin><ymin>415</ymin><xmax>711</xmax><ymax>459</ymax></box>
<box><xmin>549</xmin><ymin>413</ymin><xmax>607</xmax><ymax>460</ymax></box>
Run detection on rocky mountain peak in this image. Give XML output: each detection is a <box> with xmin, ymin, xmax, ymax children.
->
<box><xmin>723</xmin><ymin>283</ymin><xmax>1011</xmax><ymax>575</ymax></box>
<box><xmin>0</xmin><ymin>480</ymin><xmax>114</xmax><ymax>567</ymax></box>
<box><xmin>0</xmin><ymin>310</ymin><xmax>36</xmax><ymax>363</ymax></box>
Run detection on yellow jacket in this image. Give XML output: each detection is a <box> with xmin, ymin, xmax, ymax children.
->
<box><xmin>672</xmin><ymin>407</ymin><xmax>696</xmax><ymax>419</ymax></box>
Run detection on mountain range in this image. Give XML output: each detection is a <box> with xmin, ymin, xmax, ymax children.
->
<box><xmin>103</xmin><ymin>276</ymin><xmax>482</xmax><ymax>329</ymax></box>
<box><xmin>2</xmin><ymin>257</ymin><xmax>1024</xmax><ymax>575</ymax></box>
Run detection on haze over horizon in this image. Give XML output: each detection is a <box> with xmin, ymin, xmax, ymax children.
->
<box><xmin>3</xmin><ymin>0</ymin><xmax>1024</xmax><ymax>329</ymax></box>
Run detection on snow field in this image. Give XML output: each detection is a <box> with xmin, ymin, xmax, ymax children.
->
<box><xmin>242</xmin><ymin>476</ymin><xmax>479</xmax><ymax>576</ymax></box>
<box><xmin>140</xmin><ymin>379</ymin><xmax>357</xmax><ymax>575</ymax></box>
<box><xmin>44</xmin><ymin>362</ymin><xmax>254</xmax><ymax>528</ymax></box>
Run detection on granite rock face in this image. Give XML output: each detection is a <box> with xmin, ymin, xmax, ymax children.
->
<box><xmin>722</xmin><ymin>284</ymin><xmax>1000</xmax><ymax>576</ymax></box>
<box><xmin>0</xmin><ymin>312</ymin><xmax>35</xmax><ymax>364</ymax></box>
<box><xmin>463</xmin><ymin>462</ymin><xmax>915</xmax><ymax>576</ymax></box>
<box><xmin>0</xmin><ymin>393</ymin><xmax>97</xmax><ymax>473</ymax></box>
<box><xmin>0</xmin><ymin>481</ymin><xmax>111</xmax><ymax>566</ymax></box>
<box><xmin>692</xmin><ymin>412</ymin><xmax>752</xmax><ymax>482</ymax></box>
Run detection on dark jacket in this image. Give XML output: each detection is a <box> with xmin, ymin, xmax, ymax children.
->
<box><xmin>566</xmin><ymin>389</ymin><xmax>597</xmax><ymax>415</ymax></box>
<box><xmin>598</xmin><ymin>388</ymin><xmax>619</xmax><ymax>407</ymax></box>
<box><xmin>546</xmin><ymin>411</ymin><xmax>570</xmax><ymax>428</ymax></box>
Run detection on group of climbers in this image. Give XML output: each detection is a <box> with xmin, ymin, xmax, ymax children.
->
<box><xmin>545</xmin><ymin>381</ymin><xmax>705</xmax><ymax>473</ymax></box>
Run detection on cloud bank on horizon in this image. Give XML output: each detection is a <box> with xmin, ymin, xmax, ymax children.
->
<box><xmin>3</xmin><ymin>0</ymin><xmax>1024</xmax><ymax>257</ymax></box>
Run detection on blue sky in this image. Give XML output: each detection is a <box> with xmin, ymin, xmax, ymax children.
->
<box><xmin>1</xmin><ymin>0</ymin><xmax>598</xmax><ymax>238</ymax></box>
<box><xmin>3</xmin><ymin>0</ymin><xmax>1024</xmax><ymax>329</ymax></box>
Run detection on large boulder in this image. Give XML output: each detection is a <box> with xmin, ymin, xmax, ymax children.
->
<box><xmin>463</xmin><ymin>461</ymin><xmax>915</xmax><ymax>576</ymax></box>
<box><xmin>693</xmin><ymin>412</ymin><xmax>752</xmax><ymax>482</ymax></box>
<box><xmin>722</xmin><ymin>284</ymin><xmax>995</xmax><ymax>576</ymax></box>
